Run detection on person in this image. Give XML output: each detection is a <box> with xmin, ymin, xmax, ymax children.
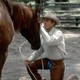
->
<box><xmin>25</xmin><ymin>11</ymin><xmax>67</xmax><ymax>80</ymax></box>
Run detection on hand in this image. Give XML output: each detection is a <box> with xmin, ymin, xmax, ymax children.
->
<box><xmin>24</xmin><ymin>59</ymin><xmax>30</xmax><ymax>65</ymax></box>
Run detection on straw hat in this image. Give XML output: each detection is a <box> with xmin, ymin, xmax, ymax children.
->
<box><xmin>43</xmin><ymin>11</ymin><xmax>60</xmax><ymax>25</ymax></box>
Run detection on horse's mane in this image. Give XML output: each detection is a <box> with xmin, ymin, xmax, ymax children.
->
<box><xmin>10</xmin><ymin>2</ymin><xmax>34</xmax><ymax>32</ymax></box>
<box><xmin>1</xmin><ymin>0</ymin><xmax>12</xmax><ymax>15</ymax></box>
<box><xmin>2</xmin><ymin>0</ymin><xmax>39</xmax><ymax>32</ymax></box>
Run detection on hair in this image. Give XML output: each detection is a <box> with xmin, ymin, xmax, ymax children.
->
<box><xmin>2</xmin><ymin>0</ymin><xmax>12</xmax><ymax>15</ymax></box>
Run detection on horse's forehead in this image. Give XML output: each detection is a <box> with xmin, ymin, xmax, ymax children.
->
<box><xmin>24</xmin><ymin>7</ymin><xmax>33</xmax><ymax>18</ymax></box>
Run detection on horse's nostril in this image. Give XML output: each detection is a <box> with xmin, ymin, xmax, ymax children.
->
<box><xmin>31</xmin><ymin>45</ymin><xmax>40</xmax><ymax>50</ymax></box>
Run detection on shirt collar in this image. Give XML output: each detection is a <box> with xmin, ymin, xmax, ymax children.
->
<box><xmin>49</xmin><ymin>27</ymin><xmax>56</xmax><ymax>35</ymax></box>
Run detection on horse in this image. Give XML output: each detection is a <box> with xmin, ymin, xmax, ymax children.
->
<box><xmin>0</xmin><ymin>0</ymin><xmax>41</xmax><ymax>79</ymax></box>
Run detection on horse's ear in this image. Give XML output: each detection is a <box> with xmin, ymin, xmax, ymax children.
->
<box><xmin>28</xmin><ymin>3</ymin><xmax>32</xmax><ymax>8</ymax></box>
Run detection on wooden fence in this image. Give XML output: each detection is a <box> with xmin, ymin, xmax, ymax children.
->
<box><xmin>42</xmin><ymin>2</ymin><xmax>80</xmax><ymax>27</ymax></box>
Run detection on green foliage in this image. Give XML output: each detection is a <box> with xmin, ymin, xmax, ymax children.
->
<box><xmin>16</xmin><ymin>0</ymin><xmax>34</xmax><ymax>3</ymax></box>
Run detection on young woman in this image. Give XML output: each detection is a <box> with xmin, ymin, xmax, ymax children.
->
<box><xmin>25</xmin><ymin>11</ymin><xmax>67</xmax><ymax>80</ymax></box>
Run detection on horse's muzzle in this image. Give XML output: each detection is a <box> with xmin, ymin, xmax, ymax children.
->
<box><xmin>31</xmin><ymin>44</ymin><xmax>40</xmax><ymax>50</ymax></box>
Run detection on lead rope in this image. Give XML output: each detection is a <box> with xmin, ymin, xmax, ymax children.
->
<box><xmin>41</xmin><ymin>59</ymin><xmax>45</xmax><ymax>80</ymax></box>
<box><xmin>19</xmin><ymin>41</ymin><xmax>45</xmax><ymax>80</ymax></box>
<box><xmin>19</xmin><ymin>41</ymin><xmax>37</xmax><ymax>80</ymax></box>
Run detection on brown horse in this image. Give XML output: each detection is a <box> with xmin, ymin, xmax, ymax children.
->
<box><xmin>0</xmin><ymin>0</ymin><xmax>41</xmax><ymax>79</ymax></box>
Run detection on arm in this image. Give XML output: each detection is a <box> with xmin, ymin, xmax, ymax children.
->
<box><xmin>40</xmin><ymin>26</ymin><xmax>63</xmax><ymax>46</ymax></box>
<box><xmin>28</xmin><ymin>46</ymin><xmax>44</xmax><ymax>62</ymax></box>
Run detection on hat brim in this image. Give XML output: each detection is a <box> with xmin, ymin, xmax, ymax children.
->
<box><xmin>42</xmin><ymin>16</ymin><xmax>61</xmax><ymax>25</ymax></box>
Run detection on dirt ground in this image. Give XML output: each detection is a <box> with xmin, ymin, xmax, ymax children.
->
<box><xmin>1</xmin><ymin>28</ymin><xmax>80</xmax><ymax>80</ymax></box>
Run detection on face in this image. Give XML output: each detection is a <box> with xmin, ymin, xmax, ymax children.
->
<box><xmin>43</xmin><ymin>18</ymin><xmax>56</xmax><ymax>31</ymax></box>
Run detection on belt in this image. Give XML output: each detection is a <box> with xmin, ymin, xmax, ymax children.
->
<box><xmin>52</xmin><ymin>59</ymin><xmax>64</xmax><ymax>64</ymax></box>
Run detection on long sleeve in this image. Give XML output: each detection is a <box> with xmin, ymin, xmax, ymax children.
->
<box><xmin>28</xmin><ymin>46</ymin><xmax>44</xmax><ymax>62</ymax></box>
<box><xmin>40</xmin><ymin>26</ymin><xmax>63</xmax><ymax>46</ymax></box>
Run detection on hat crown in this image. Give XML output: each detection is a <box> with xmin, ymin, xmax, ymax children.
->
<box><xmin>44</xmin><ymin>11</ymin><xmax>56</xmax><ymax>18</ymax></box>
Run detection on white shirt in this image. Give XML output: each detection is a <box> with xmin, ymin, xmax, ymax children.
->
<box><xmin>28</xmin><ymin>26</ymin><xmax>67</xmax><ymax>62</ymax></box>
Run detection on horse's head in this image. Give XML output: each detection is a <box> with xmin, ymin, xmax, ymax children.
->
<box><xmin>20</xmin><ymin>7</ymin><xmax>41</xmax><ymax>50</ymax></box>
<box><xmin>9</xmin><ymin>3</ymin><xmax>41</xmax><ymax>50</ymax></box>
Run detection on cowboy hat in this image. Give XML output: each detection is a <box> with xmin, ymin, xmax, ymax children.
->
<box><xmin>43</xmin><ymin>11</ymin><xmax>60</xmax><ymax>25</ymax></box>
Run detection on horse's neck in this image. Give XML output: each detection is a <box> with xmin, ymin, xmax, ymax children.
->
<box><xmin>10</xmin><ymin>3</ymin><xmax>24</xmax><ymax>32</ymax></box>
<box><xmin>0</xmin><ymin>1</ymin><xmax>9</xmax><ymax>15</ymax></box>
<box><xmin>0</xmin><ymin>1</ymin><xmax>6</xmax><ymax>8</ymax></box>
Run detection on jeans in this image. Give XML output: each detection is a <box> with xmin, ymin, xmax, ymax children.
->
<box><xmin>26</xmin><ymin>58</ymin><xmax>65</xmax><ymax>80</ymax></box>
